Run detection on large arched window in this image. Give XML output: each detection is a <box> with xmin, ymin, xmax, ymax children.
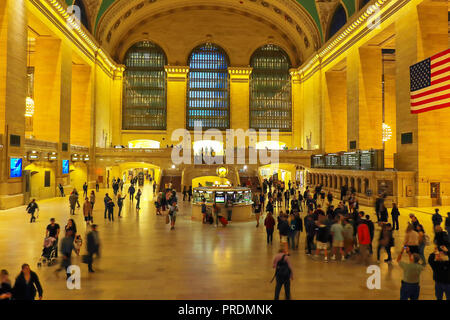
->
<box><xmin>250</xmin><ymin>45</ymin><xmax>292</xmax><ymax>131</ymax></box>
<box><xmin>122</xmin><ymin>41</ymin><xmax>167</xmax><ymax>130</ymax></box>
<box><xmin>187</xmin><ymin>43</ymin><xmax>230</xmax><ymax>130</ymax></box>
<box><xmin>328</xmin><ymin>4</ymin><xmax>347</xmax><ymax>40</ymax></box>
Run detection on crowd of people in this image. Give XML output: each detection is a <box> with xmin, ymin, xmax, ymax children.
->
<box><xmin>7</xmin><ymin>175</ymin><xmax>450</xmax><ymax>300</ymax></box>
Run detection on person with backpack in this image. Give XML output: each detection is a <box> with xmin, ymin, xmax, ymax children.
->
<box><xmin>272</xmin><ymin>249</ymin><xmax>293</xmax><ymax>300</ymax></box>
<box><xmin>128</xmin><ymin>184</ymin><xmax>135</xmax><ymax>202</ymax></box>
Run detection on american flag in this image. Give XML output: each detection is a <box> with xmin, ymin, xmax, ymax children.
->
<box><xmin>410</xmin><ymin>48</ymin><xmax>450</xmax><ymax>114</ymax></box>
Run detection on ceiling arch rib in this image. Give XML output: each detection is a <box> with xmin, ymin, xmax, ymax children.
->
<box><xmin>94</xmin><ymin>0</ymin><xmax>322</xmax><ymax>66</ymax></box>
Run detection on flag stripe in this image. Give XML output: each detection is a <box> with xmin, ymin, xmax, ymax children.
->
<box><xmin>411</xmin><ymin>97</ymin><xmax>450</xmax><ymax>110</ymax></box>
<box><xmin>431</xmin><ymin>75</ymin><xmax>450</xmax><ymax>86</ymax></box>
<box><xmin>431</xmin><ymin>48</ymin><xmax>450</xmax><ymax>61</ymax></box>
<box><xmin>411</xmin><ymin>92</ymin><xmax>450</xmax><ymax>106</ymax></box>
<box><xmin>411</xmin><ymin>83</ymin><xmax>450</xmax><ymax>100</ymax></box>
<box><xmin>431</xmin><ymin>66</ymin><xmax>450</xmax><ymax>78</ymax></box>
<box><xmin>411</xmin><ymin>102</ymin><xmax>450</xmax><ymax>114</ymax></box>
<box><xmin>431</xmin><ymin>57</ymin><xmax>450</xmax><ymax>69</ymax></box>
<box><xmin>410</xmin><ymin>48</ymin><xmax>450</xmax><ymax>113</ymax></box>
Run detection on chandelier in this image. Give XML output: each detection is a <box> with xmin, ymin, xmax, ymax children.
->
<box><xmin>382</xmin><ymin>123</ymin><xmax>392</xmax><ymax>142</ymax></box>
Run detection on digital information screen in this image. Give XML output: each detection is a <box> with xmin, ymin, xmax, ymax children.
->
<box><xmin>312</xmin><ymin>150</ymin><xmax>384</xmax><ymax>171</ymax></box>
<box><xmin>62</xmin><ymin>160</ymin><xmax>69</xmax><ymax>174</ymax></box>
<box><xmin>215</xmin><ymin>192</ymin><xmax>225</xmax><ymax>203</ymax></box>
<box><xmin>10</xmin><ymin>158</ymin><xmax>23</xmax><ymax>178</ymax></box>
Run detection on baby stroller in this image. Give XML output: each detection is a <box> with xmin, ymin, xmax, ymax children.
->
<box><xmin>38</xmin><ymin>237</ymin><xmax>57</xmax><ymax>267</ymax></box>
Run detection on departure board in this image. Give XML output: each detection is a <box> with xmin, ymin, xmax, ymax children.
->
<box><xmin>311</xmin><ymin>149</ymin><xmax>384</xmax><ymax>171</ymax></box>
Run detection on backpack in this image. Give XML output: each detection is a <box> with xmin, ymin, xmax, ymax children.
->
<box><xmin>271</xmin><ymin>255</ymin><xmax>290</xmax><ymax>283</ymax></box>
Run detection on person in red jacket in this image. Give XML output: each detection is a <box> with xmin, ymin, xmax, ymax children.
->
<box><xmin>265</xmin><ymin>212</ymin><xmax>276</xmax><ymax>245</ymax></box>
<box><xmin>358</xmin><ymin>222</ymin><xmax>371</xmax><ymax>265</ymax></box>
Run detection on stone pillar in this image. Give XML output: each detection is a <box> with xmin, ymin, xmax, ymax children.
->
<box><xmin>290</xmin><ymin>70</ymin><xmax>302</xmax><ymax>148</ymax></box>
<box><xmin>324</xmin><ymin>70</ymin><xmax>347</xmax><ymax>152</ymax></box>
<box><xmin>111</xmin><ymin>67</ymin><xmax>124</xmax><ymax>147</ymax></box>
<box><xmin>396</xmin><ymin>0</ymin><xmax>448</xmax><ymax>206</ymax></box>
<box><xmin>165</xmin><ymin>66</ymin><xmax>189</xmax><ymax>138</ymax></box>
<box><xmin>347</xmin><ymin>47</ymin><xmax>383</xmax><ymax>150</ymax></box>
<box><xmin>0</xmin><ymin>0</ymin><xmax>27</xmax><ymax>209</ymax></box>
<box><xmin>228</xmin><ymin>67</ymin><xmax>252</xmax><ymax>140</ymax></box>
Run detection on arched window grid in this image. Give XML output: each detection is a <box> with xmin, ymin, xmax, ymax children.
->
<box><xmin>122</xmin><ymin>41</ymin><xmax>168</xmax><ymax>130</ymax></box>
<box><xmin>186</xmin><ymin>43</ymin><xmax>230</xmax><ymax>130</ymax></box>
<box><xmin>250</xmin><ymin>44</ymin><xmax>292</xmax><ymax>131</ymax></box>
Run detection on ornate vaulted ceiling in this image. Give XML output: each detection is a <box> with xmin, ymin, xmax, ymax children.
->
<box><xmin>65</xmin><ymin>0</ymin><xmax>362</xmax><ymax>66</ymax></box>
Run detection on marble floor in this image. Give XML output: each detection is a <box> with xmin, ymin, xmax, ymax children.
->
<box><xmin>0</xmin><ymin>184</ymin><xmax>448</xmax><ymax>300</ymax></box>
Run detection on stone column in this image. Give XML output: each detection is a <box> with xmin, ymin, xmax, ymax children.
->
<box><xmin>324</xmin><ymin>70</ymin><xmax>347</xmax><ymax>153</ymax></box>
<box><xmin>0</xmin><ymin>0</ymin><xmax>27</xmax><ymax>209</ymax></box>
<box><xmin>347</xmin><ymin>47</ymin><xmax>383</xmax><ymax>150</ymax></box>
<box><xmin>165</xmin><ymin>66</ymin><xmax>189</xmax><ymax>139</ymax></box>
<box><xmin>290</xmin><ymin>70</ymin><xmax>302</xmax><ymax>148</ymax></box>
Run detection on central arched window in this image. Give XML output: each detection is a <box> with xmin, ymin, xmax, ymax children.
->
<box><xmin>250</xmin><ymin>44</ymin><xmax>292</xmax><ymax>131</ymax></box>
<box><xmin>122</xmin><ymin>41</ymin><xmax>167</xmax><ymax>130</ymax></box>
<box><xmin>187</xmin><ymin>43</ymin><xmax>230</xmax><ymax>130</ymax></box>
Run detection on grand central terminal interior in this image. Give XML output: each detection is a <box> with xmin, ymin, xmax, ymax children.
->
<box><xmin>0</xmin><ymin>0</ymin><xmax>449</xmax><ymax>302</ymax></box>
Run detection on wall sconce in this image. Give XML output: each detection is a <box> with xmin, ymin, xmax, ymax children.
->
<box><xmin>48</xmin><ymin>152</ymin><xmax>58</xmax><ymax>161</ymax></box>
<box><xmin>27</xmin><ymin>150</ymin><xmax>40</xmax><ymax>161</ymax></box>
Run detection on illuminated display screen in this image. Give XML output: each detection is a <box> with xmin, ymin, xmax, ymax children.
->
<box><xmin>215</xmin><ymin>192</ymin><xmax>225</xmax><ymax>203</ymax></box>
<box><xmin>62</xmin><ymin>160</ymin><xmax>69</xmax><ymax>174</ymax></box>
<box><xmin>10</xmin><ymin>158</ymin><xmax>23</xmax><ymax>178</ymax></box>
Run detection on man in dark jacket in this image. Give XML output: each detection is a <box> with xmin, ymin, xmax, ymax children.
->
<box><xmin>432</xmin><ymin>209</ymin><xmax>443</xmax><ymax>228</ymax></box>
<box><xmin>12</xmin><ymin>264</ymin><xmax>43</xmax><ymax>300</ymax></box>
<box><xmin>107</xmin><ymin>199</ymin><xmax>115</xmax><ymax>222</ymax></box>
<box><xmin>128</xmin><ymin>184</ymin><xmax>136</xmax><ymax>202</ymax></box>
<box><xmin>428</xmin><ymin>246</ymin><xmax>450</xmax><ymax>300</ymax></box>
<box><xmin>55</xmin><ymin>231</ymin><xmax>74</xmax><ymax>279</ymax></box>
<box><xmin>304</xmin><ymin>214</ymin><xmax>316</xmax><ymax>255</ymax></box>
<box><xmin>86</xmin><ymin>224</ymin><xmax>100</xmax><ymax>273</ymax></box>
<box><xmin>363</xmin><ymin>214</ymin><xmax>375</xmax><ymax>255</ymax></box>
<box><xmin>103</xmin><ymin>193</ymin><xmax>111</xmax><ymax>219</ymax></box>
<box><xmin>278</xmin><ymin>215</ymin><xmax>290</xmax><ymax>253</ymax></box>
<box><xmin>391</xmin><ymin>203</ymin><xmax>400</xmax><ymax>230</ymax></box>
<box><xmin>26</xmin><ymin>199</ymin><xmax>39</xmax><ymax>223</ymax></box>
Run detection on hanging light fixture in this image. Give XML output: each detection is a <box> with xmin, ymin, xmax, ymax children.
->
<box><xmin>25</xmin><ymin>37</ymin><xmax>35</xmax><ymax>117</ymax></box>
<box><xmin>382</xmin><ymin>123</ymin><xmax>392</xmax><ymax>142</ymax></box>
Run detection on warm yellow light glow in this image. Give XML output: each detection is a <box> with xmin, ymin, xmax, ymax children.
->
<box><xmin>382</xmin><ymin>123</ymin><xmax>392</xmax><ymax>142</ymax></box>
<box><xmin>25</xmin><ymin>97</ymin><xmax>35</xmax><ymax>117</ymax></box>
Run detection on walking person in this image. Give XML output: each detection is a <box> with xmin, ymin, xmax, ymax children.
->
<box><xmin>95</xmin><ymin>180</ymin><xmax>99</xmax><ymax>192</ymax></box>
<box><xmin>168</xmin><ymin>201</ymin><xmax>178</xmax><ymax>230</ymax></box>
<box><xmin>428</xmin><ymin>245</ymin><xmax>450</xmax><ymax>300</ymax></box>
<box><xmin>377</xmin><ymin>223</ymin><xmax>394</xmax><ymax>263</ymax></box>
<box><xmin>391</xmin><ymin>203</ymin><xmax>400</xmax><ymax>231</ymax></box>
<box><xmin>212</xmin><ymin>203</ymin><xmax>221</xmax><ymax>228</ymax></box>
<box><xmin>107</xmin><ymin>199</ymin><xmax>115</xmax><ymax>222</ymax></box>
<box><xmin>69</xmin><ymin>192</ymin><xmax>78</xmax><ymax>215</ymax></box>
<box><xmin>265</xmin><ymin>212</ymin><xmax>275</xmax><ymax>245</ymax></box>
<box><xmin>103</xmin><ymin>193</ymin><xmax>111</xmax><ymax>219</ymax></box>
<box><xmin>330</xmin><ymin>216</ymin><xmax>345</xmax><ymax>261</ymax></box>
<box><xmin>54</xmin><ymin>231</ymin><xmax>75</xmax><ymax>279</ymax></box>
<box><xmin>89</xmin><ymin>190</ymin><xmax>96</xmax><ymax>210</ymax></box>
<box><xmin>58</xmin><ymin>183</ymin><xmax>65</xmax><ymax>197</ymax></box>
<box><xmin>135</xmin><ymin>189</ymin><xmax>142</xmax><ymax>210</ymax></box>
<box><xmin>252</xmin><ymin>193</ymin><xmax>262</xmax><ymax>228</ymax></box>
<box><xmin>128</xmin><ymin>184</ymin><xmax>135</xmax><ymax>202</ymax></box>
<box><xmin>85</xmin><ymin>224</ymin><xmax>100</xmax><ymax>273</ymax></box>
<box><xmin>225</xmin><ymin>198</ymin><xmax>233</xmax><ymax>222</ymax></box>
<box><xmin>403</xmin><ymin>223</ymin><xmax>420</xmax><ymax>259</ymax></box>
<box><xmin>304</xmin><ymin>213</ymin><xmax>316</xmax><ymax>255</ymax></box>
<box><xmin>397</xmin><ymin>248</ymin><xmax>425</xmax><ymax>300</ymax></box>
<box><xmin>343</xmin><ymin>218</ymin><xmax>354</xmax><ymax>259</ymax></box>
<box><xmin>0</xmin><ymin>270</ymin><xmax>12</xmax><ymax>300</ymax></box>
<box><xmin>83</xmin><ymin>198</ymin><xmax>93</xmax><ymax>226</ymax></box>
<box><xmin>83</xmin><ymin>182</ymin><xmax>88</xmax><ymax>198</ymax></box>
<box><xmin>26</xmin><ymin>199</ymin><xmax>39</xmax><ymax>223</ymax></box>
<box><xmin>12</xmin><ymin>264</ymin><xmax>43</xmax><ymax>300</ymax></box>
<box><xmin>153</xmin><ymin>181</ymin><xmax>157</xmax><ymax>195</ymax></box>
<box><xmin>182</xmin><ymin>186</ymin><xmax>187</xmax><ymax>201</ymax></box>
<box><xmin>357</xmin><ymin>220</ymin><xmax>371</xmax><ymax>265</ymax></box>
<box><xmin>117</xmin><ymin>194</ymin><xmax>126</xmax><ymax>218</ymax></box>
<box><xmin>278</xmin><ymin>214</ymin><xmax>290</xmax><ymax>254</ymax></box>
<box><xmin>73</xmin><ymin>188</ymin><xmax>81</xmax><ymax>208</ymax></box>
<box><xmin>432</xmin><ymin>209</ymin><xmax>443</xmax><ymax>228</ymax></box>
<box><xmin>315</xmin><ymin>217</ymin><xmax>329</xmax><ymax>262</ymax></box>
<box><xmin>272</xmin><ymin>249</ymin><xmax>293</xmax><ymax>300</ymax></box>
